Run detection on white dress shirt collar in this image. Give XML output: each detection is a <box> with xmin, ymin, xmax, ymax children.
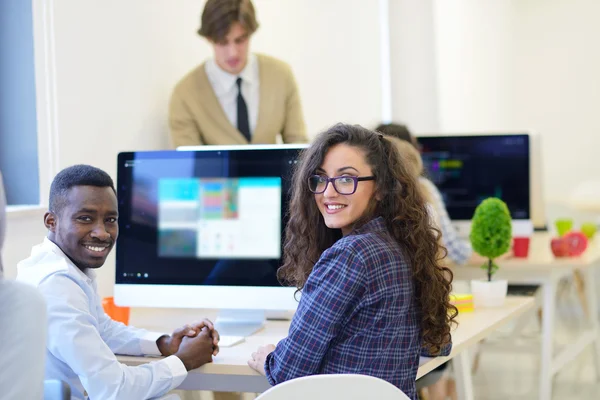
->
<box><xmin>44</xmin><ymin>237</ymin><xmax>96</xmax><ymax>281</ymax></box>
<box><xmin>17</xmin><ymin>237</ymin><xmax>96</xmax><ymax>286</ymax></box>
<box><xmin>206</xmin><ymin>53</ymin><xmax>258</xmax><ymax>93</ymax></box>
<box><xmin>204</xmin><ymin>54</ymin><xmax>260</xmax><ymax>136</ymax></box>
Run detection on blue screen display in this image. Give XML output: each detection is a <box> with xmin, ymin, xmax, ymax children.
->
<box><xmin>116</xmin><ymin>147</ymin><xmax>304</xmax><ymax>287</ymax></box>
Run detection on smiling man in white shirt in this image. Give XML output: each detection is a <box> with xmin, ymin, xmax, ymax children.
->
<box><xmin>17</xmin><ymin>164</ymin><xmax>219</xmax><ymax>400</ymax></box>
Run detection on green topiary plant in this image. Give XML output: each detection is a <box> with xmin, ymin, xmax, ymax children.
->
<box><xmin>469</xmin><ymin>197</ymin><xmax>512</xmax><ymax>281</ymax></box>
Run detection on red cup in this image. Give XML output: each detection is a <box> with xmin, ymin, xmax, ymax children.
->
<box><xmin>102</xmin><ymin>297</ymin><xmax>130</xmax><ymax>325</ymax></box>
<box><xmin>513</xmin><ymin>237</ymin><xmax>530</xmax><ymax>258</ymax></box>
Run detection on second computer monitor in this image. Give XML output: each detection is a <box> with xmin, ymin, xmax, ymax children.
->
<box><xmin>417</xmin><ymin>133</ymin><xmax>531</xmax><ymax>223</ymax></box>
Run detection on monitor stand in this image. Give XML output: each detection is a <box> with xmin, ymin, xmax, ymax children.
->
<box><xmin>214</xmin><ymin>309</ymin><xmax>266</xmax><ymax>338</ymax></box>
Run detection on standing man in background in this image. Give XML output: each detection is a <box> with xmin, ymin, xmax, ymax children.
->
<box><xmin>169</xmin><ymin>0</ymin><xmax>308</xmax><ymax>147</ymax></box>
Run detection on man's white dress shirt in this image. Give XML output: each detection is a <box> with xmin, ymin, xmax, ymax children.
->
<box><xmin>205</xmin><ymin>54</ymin><xmax>260</xmax><ymax>135</ymax></box>
<box><xmin>17</xmin><ymin>238</ymin><xmax>187</xmax><ymax>400</ymax></box>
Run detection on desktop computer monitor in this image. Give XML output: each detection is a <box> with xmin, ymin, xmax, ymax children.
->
<box><xmin>114</xmin><ymin>145</ymin><xmax>308</xmax><ymax>335</ymax></box>
<box><xmin>416</xmin><ymin>133</ymin><xmax>541</xmax><ymax>236</ymax></box>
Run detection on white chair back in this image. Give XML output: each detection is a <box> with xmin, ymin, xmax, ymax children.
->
<box><xmin>0</xmin><ymin>171</ymin><xmax>6</xmax><ymax>276</ymax></box>
<box><xmin>256</xmin><ymin>374</ymin><xmax>411</xmax><ymax>400</ymax></box>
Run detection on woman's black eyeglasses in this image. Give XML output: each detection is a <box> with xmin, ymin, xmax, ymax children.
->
<box><xmin>308</xmin><ymin>175</ymin><xmax>375</xmax><ymax>195</ymax></box>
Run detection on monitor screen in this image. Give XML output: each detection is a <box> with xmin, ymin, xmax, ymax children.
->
<box><xmin>417</xmin><ymin>134</ymin><xmax>530</xmax><ymax>220</ymax></box>
<box><xmin>115</xmin><ymin>146</ymin><xmax>305</xmax><ymax>289</ymax></box>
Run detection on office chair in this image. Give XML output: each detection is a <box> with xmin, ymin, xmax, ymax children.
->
<box><xmin>44</xmin><ymin>379</ymin><xmax>71</xmax><ymax>400</ymax></box>
<box><xmin>256</xmin><ymin>374</ymin><xmax>411</xmax><ymax>400</ymax></box>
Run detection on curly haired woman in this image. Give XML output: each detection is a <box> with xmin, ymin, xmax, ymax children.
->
<box><xmin>248</xmin><ymin>124</ymin><xmax>457</xmax><ymax>399</ymax></box>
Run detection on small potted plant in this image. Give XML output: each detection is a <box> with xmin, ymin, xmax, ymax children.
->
<box><xmin>469</xmin><ymin>197</ymin><xmax>512</xmax><ymax>307</ymax></box>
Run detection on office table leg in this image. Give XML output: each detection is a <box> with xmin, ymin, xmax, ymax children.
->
<box><xmin>539</xmin><ymin>279</ymin><xmax>556</xmax><ymax>400</ymax></box>
<box><xmin>453</xmin><ymin>349</ymin><xmax>474</xmax><ymax>400</ymax></box>
<box><xmin>573</xmin><ymin>270</ymin><xmax>590</xmax><ymax>318</ymax></box>
<box><xmin>584</xmin><ymin>267</ymin><xmax>600</xmax><ymax>381</ymax></box>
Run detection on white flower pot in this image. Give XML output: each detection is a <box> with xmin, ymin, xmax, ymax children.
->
<box><xmin>471</xmin><ymin>279</ymin><xmax>508</xmax><ymax>308</ymax></box>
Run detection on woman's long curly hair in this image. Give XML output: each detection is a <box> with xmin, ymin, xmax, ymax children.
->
<box><xmin>278</xmin><ymin>123</ymin><xmax>457</xmax><ymax>355</ymax></box>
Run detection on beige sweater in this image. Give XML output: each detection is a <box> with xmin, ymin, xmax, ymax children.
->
<box><xmin>169</xmin><ymin>53</ymin><xmax>308</xmax><ymax>147</ymax></box>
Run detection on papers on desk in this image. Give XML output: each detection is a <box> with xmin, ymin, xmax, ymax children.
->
<box><xmin>219</xmin><ymin>335</ymin><xmax>245</xmax><ymax>347</ymax></box>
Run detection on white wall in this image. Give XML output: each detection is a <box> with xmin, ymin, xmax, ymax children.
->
<box><xmin>432</xmin><ymin>0</ymin><xmax>600</xmax><ymax>203</ymax></box>
<box><xmin>45</xmin><ymin>0</ymin><xmax>382</xmax><ymax>183</ymax></box>
<box><xmin>3</xmin><ymin>0</ymin><xmax>384</xmax><ymax>296</ymax></box>
<box><xmin>253</xmin><ymin>0</ymin><xmax>383</xmax><ymax>134</ymax></box>
<box><xmin>388</xmin><ymin>0</ymin><xmax>440</xmax><ymax>132</ymax></box>
<box><xmin>3</xmin><ymin>210</ymin><xmax>47</xmax><ymax>278</ymax></box>
<box><xmin>433</xmin><ymin>0</ymin><xmax>515</xmax><ymax>131</ymax></box>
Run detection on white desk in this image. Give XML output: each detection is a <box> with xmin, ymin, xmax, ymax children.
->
<box><xmin>119</xmin><ymin>297</ymin><xmax>534</xmax><ymax>397</ymax></box>
<box><xmin>452</xmin><ymin>233</ymin><xmax>600</xmax><ymax>400</ymax></box>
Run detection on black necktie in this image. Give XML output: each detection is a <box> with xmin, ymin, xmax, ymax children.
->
<box><xmin>236</xmin><ymin>77</ymin><xmax>251</xmax><ymax>142</ymax></box>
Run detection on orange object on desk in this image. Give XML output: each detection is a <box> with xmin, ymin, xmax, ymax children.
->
<box><xmin>450</xmin><ymin>293</ymin><xmax>474</xmax><ymax>313</ymax></box>
<box><xmin>102</xmin><ymin>297</ymin><xmax>130</xmax><ymax>325</ymax></box>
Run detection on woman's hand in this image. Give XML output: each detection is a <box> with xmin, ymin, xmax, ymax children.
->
<box><xmin>248</xmin><ymin>344</ymin><xmax>276</xmax><ymax>375</ymax></box>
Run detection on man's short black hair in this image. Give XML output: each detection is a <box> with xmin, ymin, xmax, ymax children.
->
<box><xmin>49</xmin><ymin>165</ymin><xmax>116</xmax><ymax>214</ymax></box>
